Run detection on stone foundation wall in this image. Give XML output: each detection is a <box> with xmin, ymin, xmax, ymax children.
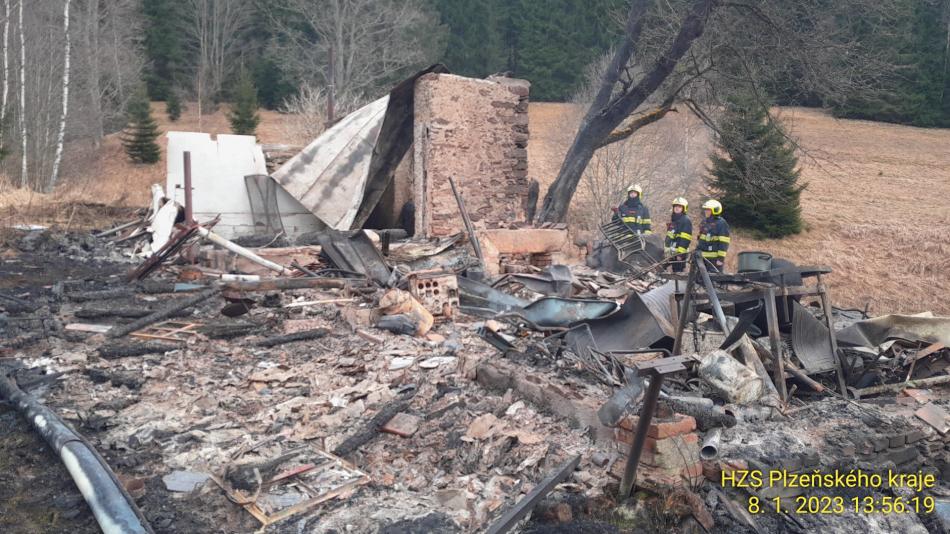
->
<box><xmin>413</xmin><ymin>73</ymin><xmax>530</xmax><ymax>237</ymax></box>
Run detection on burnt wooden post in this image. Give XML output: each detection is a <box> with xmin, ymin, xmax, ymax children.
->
<box><xmin>764</xmin><ymin>286</ymin><xmax>787</xmax><ymax>402</ymax></box>
<box><xmin>817</xmin><ymin>273</ymin><xmax>849</xmax><ymax>396</ymax></box>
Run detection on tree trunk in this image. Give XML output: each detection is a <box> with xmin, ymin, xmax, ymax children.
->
<box><xmin>17</xmin><ymin>0</ymin><xmax>25</xmax><ymax>187</ymax></box>
<box><xmin>538</xmin><ymin>0</ymin><xmax>716</xmax><ymax>223</ymax></box>
<box><xmin>84</xmin><ymin>0</ymin><xmax>103</xmax><ymax>145</ymax></box>
<box><xmin>49</xmin><ymin>0</ymin><xmax>71</xmax><ymax>192</ymax></box>
<box><xmin>1</xmin><ymin>0</ymin><xmax>10</xmax><ymax>154</ymax></box>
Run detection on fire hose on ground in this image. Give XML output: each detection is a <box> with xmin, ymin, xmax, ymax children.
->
<box><xmin>0</xmin><ymin>371</ymin><xmax>153</xmax><ymax>534</ymax></box>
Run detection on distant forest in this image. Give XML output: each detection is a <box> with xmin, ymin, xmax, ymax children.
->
<box><xmin>139</xmin><ymin>0</ymin><xmax>949</xmax><ymax>127</ymax></box>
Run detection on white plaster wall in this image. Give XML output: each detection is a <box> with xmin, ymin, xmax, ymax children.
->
<box><xmin>166</xmin><ymin>132</ymin><xmax>323</xmax><ymax>239</ymax></box>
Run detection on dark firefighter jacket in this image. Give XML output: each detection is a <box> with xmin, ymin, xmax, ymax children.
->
<box><xmin>617</xmin><ymin>198</ymin><xmax>652</xmax><ymax>234</ymax></box>
<box><xmin>698</xmin><ymin>215</ymin><xmax>730</xmax><ymax>260</ymax></box>
<box><xmin>665</xmin><ymin>212</ymin><xmax>692</xmax><ymax>254</ymax></box>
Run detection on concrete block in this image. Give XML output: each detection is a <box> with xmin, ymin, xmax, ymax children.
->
<box><xmin>888</xmin><ymin>434</ymin><xmax>906</xmax><ymax>448</ymax></box>
<box><xmin>886</xmin><ymin>446</ymin><xmax>919</xmax><ymax>465</ymax></box>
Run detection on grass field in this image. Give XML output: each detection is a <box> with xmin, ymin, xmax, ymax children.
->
<box><xmin>1</xmin><ymin>102</ymin><xmax>947</xmax><ymax>315</ymax></box>
<box><xmin>529</xmin><ymin>104</ymin><xmax>950</xmax><ymax>315</ymax></box>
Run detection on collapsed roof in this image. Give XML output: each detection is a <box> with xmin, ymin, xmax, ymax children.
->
<box><xmin>272</xmin><ymin>65</ymin><xmax>449</xmax><ymax>231</ymax></box>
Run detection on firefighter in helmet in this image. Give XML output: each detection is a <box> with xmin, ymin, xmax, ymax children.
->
<box><xmin>665</xmin><ymin>197</ymin><xmax>692</xmax><ymax>272</ymax></box>
<box><xmin>698</xmin><ymin>199</ymin><xmax>730</xmax><ymax>272</ymax></box>
<box><xmin>615</xmin><ymin>184</ymin><xmax>652</xmax><ymax>235</ymax></box>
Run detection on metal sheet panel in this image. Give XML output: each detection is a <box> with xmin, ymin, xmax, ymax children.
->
<box><xmin>836</xmin><ymin>314</ymin><xmax>950</xmax><ymax>348</ymax></box>
<box><xmin>272</xmin><ymin>97</ymin><xmax>389</xmax><ymax>230</ymax></box>
<box><xmin>790</xmin><ymin>301</ymin><xmax>837</xmax><ymax>373</ymax></box>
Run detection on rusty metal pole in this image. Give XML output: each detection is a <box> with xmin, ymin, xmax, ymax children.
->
<box><xmin>617</xmin><ymin>356</ymin><xmax>689</xmax><ymax>500</ymax></box>
<box><xmin>183</xmin><ymin>151</ymin><xmax>194</xmax><ymax>225</ymax></box>
<box><xmin>672</xmin><ymin>252</ymin><xmax>699</xmax><ymax>355</ymax></box>
<box><xmin>618</xmin><ymin>371</ymin><xmax>662</xmax><ymax>500</ymax></box>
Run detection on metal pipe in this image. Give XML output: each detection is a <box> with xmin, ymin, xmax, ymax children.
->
<box><xmin>619</xmin><ymin>373</ymin><xmax>662</xmax><ymax>499</ymax></box>
<box><xmin>183</xmin><ymin>151</ymin><xmax>194</xmax><ymax>225</ymax></box>
<box><xmin>0</xmin><ymin>373</ymin><xmax>152</xmax><ymax>534</ymax></box>
<box><xmin>696</xmin><ymin>256</ymin><xmax>730</xmax><ymax>335</ymax></box>
<box><xmin>700</xmin><ymin>428</ymin><xmax>722</xmax><ymax>460</ymax></box>
<box><xmin>672</xmin><ymin>252</ymin><xmax>700</xmax><ymax>355</ymax></box>
<box><xmin>448</xmin><ymin>177</ymin><xmax>485</xmax><ymax>268</ymax></box>
<box><xmin>196</xmin><ymin>226</ymin><xmax>288</xmax><ymax>275</ymax></box>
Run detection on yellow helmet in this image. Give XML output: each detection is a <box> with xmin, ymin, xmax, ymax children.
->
<box><xmin>672</xmin><ymin>196</ymin><xmax>688</xmax><ymax>213</ymax></box>
<box><xmin>626</xmin><ymin>184</ymin><xmax>643</xmax><ymax>196</ymax></box>
<box><xmin>702</xmin><ymin>199</ymin><xmax>723</xmax><ymax>216</ymax></box>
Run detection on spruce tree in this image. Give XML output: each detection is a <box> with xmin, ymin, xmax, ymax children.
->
<box><xmin>707</xmin><ymin>96</ymin><xmax>804</xmax><ymax>238</ymax></box>
<box><xmin>121</xmin><ymin>88</ymin><xmax>161</xmax><ymax>164</ymax></box>
<box><xmin>166</xmin><ymin>90</ymin><xmax>183</xmax><ymax>121</ymax></box>
<box><xmin>228</xmin><ymin>71</ymin><xmax>261</xmax><ymax>136</ymax></box>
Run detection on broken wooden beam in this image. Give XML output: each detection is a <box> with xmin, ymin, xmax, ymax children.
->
<box><xmin>252</xmin><ymin>328</ymin><xmax>329</xmax><ymax>348</ymax></box>
<box><xmin>98</xmin><ymin>341</ymin><xmax>179</xmax><ymax>360</ymax></box>
<box><xmin>484</xmin><ymin>454</ymin><xmax>580</xmax><ymax>534</ymax></box>
<box><xmin>107</xmin><ymin>287</ymin><xmax>221</xmax><ymax>338</ymax></box>
<box><xmin>332</xmin><ymin>395</ymin><xmax>414</xmax><ymax>457</ymax></box>
<box><xmin>849</xmin><ymin>375</ymin><xmax>950</xmax><ymax>399</ymax></box>
<box><xmin>222</xmin><ymin>277</ymin><xmax>369</xmax><ymax>292</ymax></box>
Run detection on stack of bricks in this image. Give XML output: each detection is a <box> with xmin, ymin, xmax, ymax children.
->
<box><xmin>610</xmin><ymin>412</ymin><xmax>703</xmax><ymax>491</ymax></box>
<box><xmin>413</xmin><ymin>73</ymin><xmax>531</xmax><ymax>238</ymax></box>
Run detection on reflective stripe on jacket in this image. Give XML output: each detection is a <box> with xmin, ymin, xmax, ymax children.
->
<box><xmin>665</xmin><ymin>212</ymin><xmax>692</xmax><ymax>253</ymax></box>
<box><xmin>698</xmin><ymin>216</ymin><xmax>730</xmax><ymax>259</ymax></box>
<box><xmin>617</xmin><ymin>199</ymin><xmax>652</xmax><ymax>234</ymax></box>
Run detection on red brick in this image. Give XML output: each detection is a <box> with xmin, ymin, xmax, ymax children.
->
<box><xmin>381</xmin><ymin>413</ymin><xmax>421</xmax><ymax>437</ymax></box>
<box><xmin>702</xmin><ymin>460</ymin><xmax>721</xmax><ymax>481</ymax></box>
<box><xmin>636</xmin><ymin>465</ymin><xmax>686</xmax><ymax>492</ymax></box>
<box><xmin>644</xmin><ymin>432</ymin><xmax>699</xmax><ymax>451</ymax></box>
<box><xmin>618</xmin><ymin>416</ymin><xmax>639</xmax><ymax>431</ymax></box>
<box><xmin>615</xmin><ymin>429</ymin><xmax>635</xmax><ymax>445</ymax></box>
<box><xmin>681</xmin><ymin>461</ymin><xmax>704</xmax><ymax>481</ymax></box>
<box><xmin>647</xmin><ymin>414</ymin><xmax>697</xmax><ymax>439</ymax></box>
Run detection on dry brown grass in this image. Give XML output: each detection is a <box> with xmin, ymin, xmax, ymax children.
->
<box><xmin>529</xmin><ymin>104</ymin><xmax>950</xmax><ymax>315</ymax></box>
<box><xmin>0</xmin><ymin>102</ymin><xmax>290</xmax><ymax>212</ymax></box>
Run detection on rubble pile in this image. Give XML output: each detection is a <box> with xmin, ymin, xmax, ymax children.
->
<box><xmin>1</xmin><ymin>198</ymin><xmax>949</xmax><ymax>533</ymax></box>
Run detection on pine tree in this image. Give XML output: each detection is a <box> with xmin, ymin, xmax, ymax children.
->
<box><xmin>228</xmin><ymin>71</ymin><xmax>261</xmax><ymax>136</ymax></box>
<box><xmin>166</xmin><ymin>90</ymin><xmax>182</xmax><ymax>121</ymax></box>
<box><xmin>707</xmin><ymin>96</ymin><xmax>804</xmax><ymax>238</ymax></box>
<box><xmin>142</xmin><ymin>0</ymin><xmax>185</xmax><ymax>100</ymax></box>
<box><xmin>121</xmin><ymin>88</ymin><xmax>161</xmax><ymax>164</ymax></box>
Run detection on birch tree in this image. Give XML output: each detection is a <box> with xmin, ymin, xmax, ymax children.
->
<box><xmin>48</xmin><ymin>0</ymin><xmax>70</xmax><ymax>191</ymax></box>
<box><xmin>16</xmin><ymin>0</ymin><xmax>24</xmax><ymax>186</ymax></box>
<box><xmin>1</xmin><ymin>0</ymin><xmax>10</xmax><ymax>156</ymax></box>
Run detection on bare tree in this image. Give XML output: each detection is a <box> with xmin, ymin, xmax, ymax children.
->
<box><xmin>279</xmin><ymin>84</ymin><xmax>364</xmax><ymax>144</ymax></box>
<box><xmin>565</xmin><ymin>52</ymin><xmax>711</xmax><ymax>234</ymax></box>
<box><xmin>266</xmin><ymin>0</ymin><xmax>447</xmax><ymax>100</ymax></box>
<box><xmin>0</xmin><ymin>0</ymin><xmax>9</xmax><ymax>155</ymax></box>
<box><xmin>184</xmin><ymin>0</ymin><xmax>252</xmax><ymax>128</ymax></box>
<box><xmin>72</xmin><ymin>0</ymin><xmax>142</xmax><ymax>144</ymax></box>
<box><xmin>538</xmin><ymin>0</ymin><xmax>901</xmax><ymax>223</ymax></box>
<box><xmin>16</xmin><ymin>0</ymin><xmax>24</xmax><ymax>186</ymax></box>
<box><xmin>48</xmin><ymin>0</ymin><xmax>70</xmax><ymax>191</ymax></box>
